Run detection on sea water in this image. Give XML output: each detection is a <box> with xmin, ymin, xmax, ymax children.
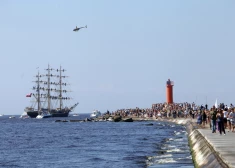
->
<box><xmin>0</xmin><ymin>114</ymin><xmax>194</xmax><ymax>168</ymax></box>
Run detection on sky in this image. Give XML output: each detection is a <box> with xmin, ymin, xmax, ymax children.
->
<box><xmin>1</xmin><ymin>0</ymin><xmax>235</xmax><ymax>115</ymax></box>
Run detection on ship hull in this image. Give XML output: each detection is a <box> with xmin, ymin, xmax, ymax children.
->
<box><xmin>49</xmin><ymin>108</ymin><xmax>71</xmax><ymax>117</ymax></box>
<box><xmin>26</xmin><ymin>109</ymin><xmax>71</xmax><ymax>118</ymax></box>
<box><xmin>26</xmin><ymin>111</ymin><xmax>38</xmax><ymax>118</ymax></box>
<box><xmin>51</xmin><ymin>112</ymin><xmax>69</xmax><ymax>117</ymax></box>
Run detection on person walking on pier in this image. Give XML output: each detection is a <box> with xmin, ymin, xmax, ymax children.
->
<box><xmin>232</xmin><ymin>110</ymin><xmax>235</xmax><ymax>132</ymax></box>
<box><xmin>217</xmin><ymin>109</ymin><xmax>226</xmax><ymax>135</ymax></box>
<box><xmin>229</xmin><ymin>108</ymin><xmax>235</xmax><ymax>132</ymax></box>
<box><xmin>202</xmin><ymin>110</ymin><xmax>207</xmax><ymax>128</ymax></box>
<box><xmin>223</xmin><ymin>108</ymin><xmax>228</xmax><ymax>129</ymax></box>
<box><xmin>227</xmin><ymin>109</ymin><xmax>233</xmax><ymax>132</ymax></box>
<box><xmin>210</xmin><ymin>106</ymin><xmax>217</xmax><ymax>133</ymax></box>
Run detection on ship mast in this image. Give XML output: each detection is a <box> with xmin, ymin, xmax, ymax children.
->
<box><xmin>36</xmin><ymin>70</ymin><xmax>41</xmax><ymax>111</ymax></box>
<box><xmin>47</xmin><ymin>64</ymin><xmax>51</xmax><ymax>112</ymax></box>
<box><xmin>59</xmin><ymin>65</ymin><xmax>62</xmax><ymax>110</ymax></box>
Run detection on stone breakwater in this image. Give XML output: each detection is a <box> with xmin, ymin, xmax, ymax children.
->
<box><xmin>168</xmin><ymin>119</ymin><xmax>230</xmax><ymax>168</ymax></box>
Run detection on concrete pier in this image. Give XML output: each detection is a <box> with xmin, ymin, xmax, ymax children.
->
<box><xmin>170</xmin><ymin>118</ymin><xmax>235</xmax><ymax>168</ymax></box>
<box><xmin>195</xmin><ymin>128</ymin><xmax>235</xmax><ymax>168</ymax></box>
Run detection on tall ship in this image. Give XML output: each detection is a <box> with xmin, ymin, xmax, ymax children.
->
<box><xmin>25</xmin><ymin>65</ymin><xmax>79</xmax><ymax>118</ymax></box>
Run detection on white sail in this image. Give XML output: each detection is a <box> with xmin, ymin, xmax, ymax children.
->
<box><xmin>215</xmin><ymin>99</ymin><xmax>218</xmax><ymax>108</ymax></box>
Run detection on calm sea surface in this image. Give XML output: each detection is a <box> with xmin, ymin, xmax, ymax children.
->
<box><xmin>0</xmin><ymin>114</ymin><xmax>194</xmax><ymax>168</ymax></box>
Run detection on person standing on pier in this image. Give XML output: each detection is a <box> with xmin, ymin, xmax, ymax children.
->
<box><xmin>227</xmin><ymin>109</ymin><xmax>234</xmax><ymax>132</ymax></box>
<box><xmin>210</xmin><ymin>106</ymin><xmax>217</xmax><ymax>133</ymax></box>
<box><xmin>223</xmin><ymin>108</ymin><xmax>228</xmax><ymax>129</ymax></box>
<box><xmin>231</xmin><ymin>109</ymin><xmax>235</xmax><ymax>132</ymax></box>
<box><xmin>217</xmin><ymin>109</ymin><xmax>226</xmax><ymax>135</ymax></box>
<box><xmin>202</xmin><ymin>110</ymin><xmax>207</xmax><ymax>128</ymax></box>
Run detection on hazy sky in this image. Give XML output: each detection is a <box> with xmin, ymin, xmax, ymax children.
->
<box><xmin>1</xmin><ymin>1</ymin><xmax>235</xmax><ymax>114</ymax></box>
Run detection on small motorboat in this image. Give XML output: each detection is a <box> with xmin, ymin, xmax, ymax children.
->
<box><xmin>107</xmin><ymin>117</ymin><xmax>114</xmax><ymax>122</ymax></box>
<box><xmin>20</xmin><ymin>112</ymin><xmax>29</xmax><ymax>119</ymax></box>
<box><xmin>72</xmin><ymin>113</ymin><xmax>79</xmax><ymax>116</ymax></box>
<box><xmin>9</xmin><ymin>116</ymin><xmax>15</xmax><ymax>119</ymax></box>
<box><xmin>90</xmin><ymin>110</ymin><xmax>102</xmax><ymax>118</ymax></box>
<box><xmin>36</xmin><ymin>111</ymin><xmax>52</xmax><ymax>119</ymax></box>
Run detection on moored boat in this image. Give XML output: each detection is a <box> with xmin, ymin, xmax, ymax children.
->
<box><xmin>90</xmin><ymin>110</ymin><xmax>101</xmax><ymax>118</ymax></box>
<box><xmin>107</xmin><ymin>117</ymin><xmax>114</xmax><ymax>122</ymax></box>
<box><xmin>122</xmin><ymin>118</ymin><xmax>133</xmax><ymax>122</ymax></box>
<box><xmin>20</xmin><ymin>112</ymin><xmax>29</xmax><ymax>119</ymax></box>
<box><xmin>36</xmin><ymin>111</ymin><xmax>52</xmax><ymax>119</ymax></box>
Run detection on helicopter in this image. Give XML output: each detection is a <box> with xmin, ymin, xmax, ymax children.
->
<box><xmin>73</xmin><ymin>25</ymin><xmax>87</xmax><ymax>32</ymax></box>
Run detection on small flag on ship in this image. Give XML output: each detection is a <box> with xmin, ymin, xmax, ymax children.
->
<box><xmin>26</xmin><ymin>93</ymin><xmax>32</xmax><ymax>97</ymax></box>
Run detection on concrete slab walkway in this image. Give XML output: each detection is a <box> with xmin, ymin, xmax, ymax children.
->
<box><xmin>197</xmin><ymin>128</ymin><xmax>235</xmax><ymax>168</ymax></box>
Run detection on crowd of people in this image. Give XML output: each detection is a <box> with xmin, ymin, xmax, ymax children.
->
<box><xmin>111</xmin><ymin>102</ymin><xmax>235</xmax><ymax>134</ymax></box>
<box><xmin>112</xmin><ymin>102</ymin><xmax>206</xmax><ymax>119</ymax></box>
<box><xmin>207</xmin><ymin>104</ymin><xmax>235</xmax><ymax>134</ymax></box>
